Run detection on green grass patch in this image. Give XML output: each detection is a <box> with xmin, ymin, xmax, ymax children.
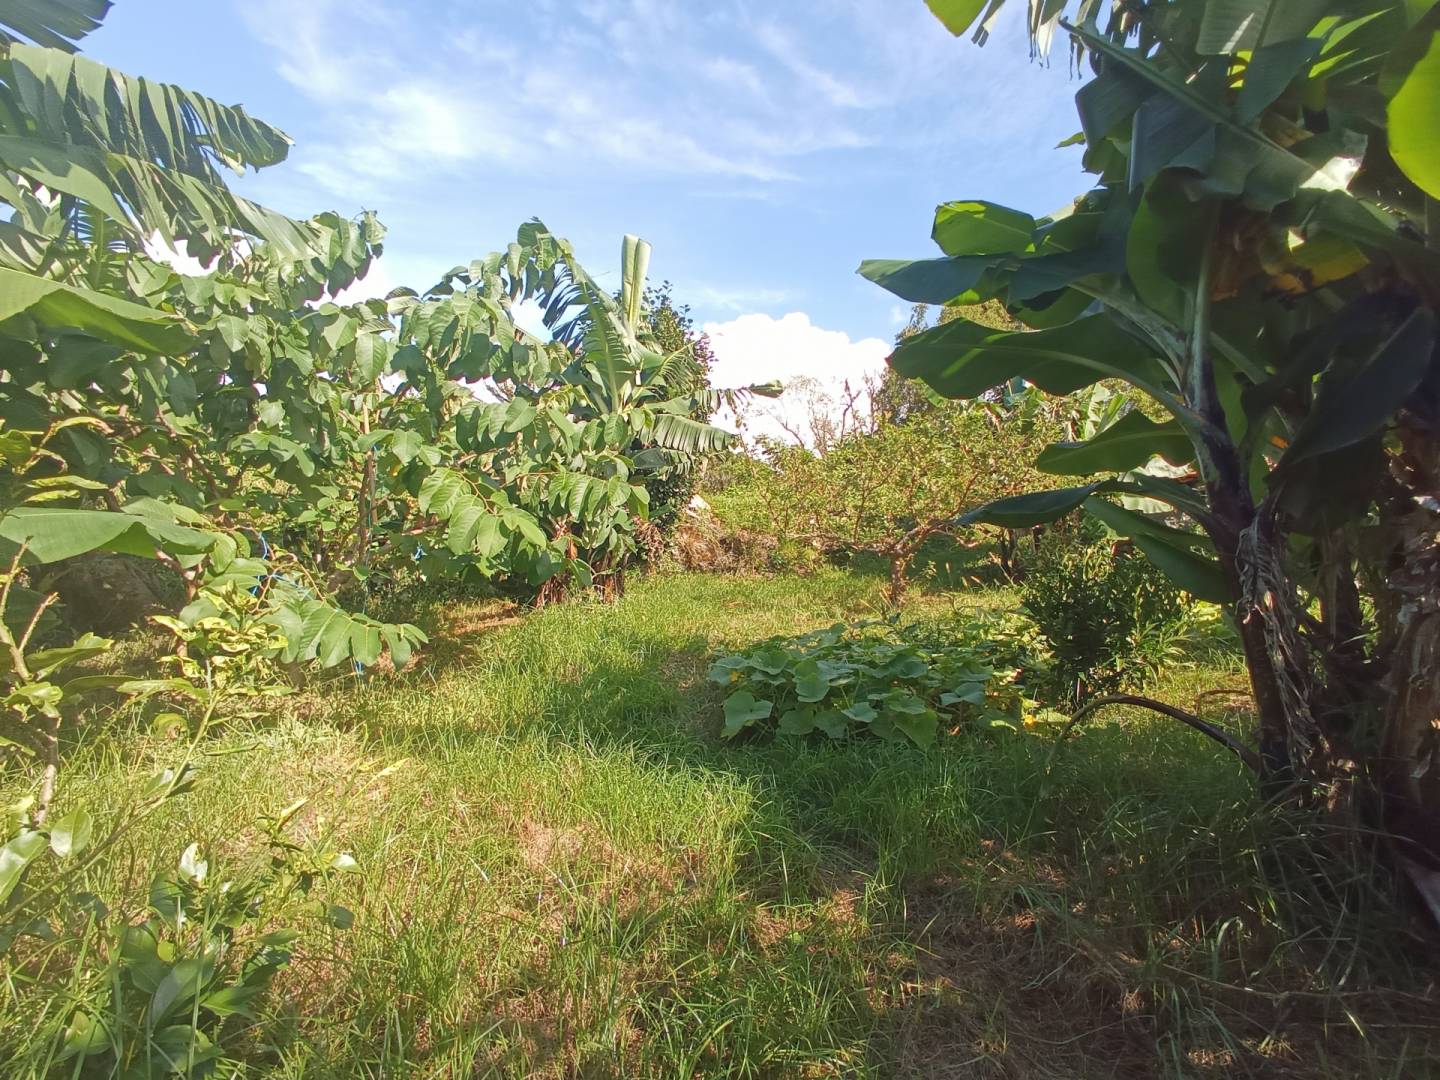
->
<box><xmin>3</xmin><ymin>571</ymin><xmax>1435</xmax><ymax>1078</ymax></box>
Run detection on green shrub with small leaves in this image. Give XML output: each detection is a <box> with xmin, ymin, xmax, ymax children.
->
<box><xmin>1021</xmin><ymin>535</ymin><xmax>1193</xmax><ymax>707</ymax></box>
<box><xmin>709</xmin><ymin>619</ymin><xmax>1048</xmax><ymax>749</ymax></box>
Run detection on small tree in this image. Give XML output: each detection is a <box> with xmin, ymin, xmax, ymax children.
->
<box><xmin>633</xmin><ymin>282</ymin><xmax>720</xmax><ymax>538</ymax></box>
<box><xmin>733</xmin><ymin>390</ymin><xmax>1058</xmax><ymax>605</ymax></box>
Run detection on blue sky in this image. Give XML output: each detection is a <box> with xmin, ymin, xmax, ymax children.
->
<box><xmin>87</xmin><ymin>1</ymin><xmax>1091</xmax><ymax>435</ymax></box>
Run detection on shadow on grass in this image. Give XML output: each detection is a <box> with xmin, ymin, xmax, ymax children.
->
<box><xmin>303</xmin><ymin>582</ymin><xmax>1440</xmax><ymax>1079</ymax></box>
<box><xmin>841</xmin><ymin>536</ymin><xmax>1013</xmax><ymax>597</ymax></box>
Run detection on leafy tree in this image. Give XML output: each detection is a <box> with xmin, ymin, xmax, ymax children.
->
<box><xmin>874</xmin><ymin>0</ymin><xmax>1440</xmax><ymax>910</ymax></box>
<box><xmin>0</xmin><ymin>2</ymin><xmax>761</xmax><ymax>827</ymax></box>
<box><xmin>728</xmin><ymin>392</ymin><xmax>1059</xmax><ymax>605</ymax></box>
<box><xmin>633</xmin><ymin>281</ymin><xmax>721</xmax><ymax>538</ymax></box>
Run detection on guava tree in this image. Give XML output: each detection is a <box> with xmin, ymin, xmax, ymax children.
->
<box><xmin>870</xmin><ymin>0</ymin><xmax>1440</xmax><ymax>913</ymax></box>
<box><xmin>735</xmin><ymin>398</ymin><xmax>1057</xmax><ymax>605</ymax></box>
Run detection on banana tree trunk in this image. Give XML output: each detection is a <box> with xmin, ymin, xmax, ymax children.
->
<box><xmin>1379</xmin><ymin>419</ymin><xmax>1440</xmax><ymax>919</ymax></box>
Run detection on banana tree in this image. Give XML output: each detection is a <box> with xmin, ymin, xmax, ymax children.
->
<box><xmin>871</xmin><ymin>0</ymin><xmax>1440</xmax><ymax>914</ymax></box>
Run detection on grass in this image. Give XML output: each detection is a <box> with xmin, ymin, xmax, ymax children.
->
<box><xmin>3</xmin><ymin>570</ymin><xmax>1437</xmax><ymax>1078</ymax></box>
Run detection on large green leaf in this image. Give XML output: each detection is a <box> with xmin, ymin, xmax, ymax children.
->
<box><xmin>1125</xmin><ymin>181</ymin><xmax>1207</xmax><ymax>326</ymax></box>
<box><xmin>0</xmin><ymin>0</ymin><xmax>110</xmax><ymax>52</ymax></box>
<box><xmin>1278</xmin><ymin>307</ymin><xmax>1436</xmax><ymax>470</ymax></box>
<box><xmin>620</xmin><ymin>234</ymin><xmax>650</xmax><ymax>331</ymax></box>
<box><xmin>1388</xmin><ymin>24</ymin><xmax>1440</xmax><ymax>199</ymax></box>
<box><xmin>1237</xmin><ymin>37</ymin><xmax>1322</xmax><ymax>124</ymax></box>
<box><xmin>1076</xmin><ymin>64</ymin><xmax>1152</xmax><ymax>146</ymax></box>
<box><xmin>931</xmin><ymin>201</ymin><xmax>1036</xmax><ymax>256</ymax></box>
<box><xmin>958</xmin><ymin>483</ymin><xmax>1111</xmax><ymax>528</ymax></box>
<box><xmin>1083</xmin><ymin>496</ymin><xmax>1212</xmax><ymax>551</ymax></box>
<box><xmin>1132</xmin><ymin>534</ymin><xmax>1230</xmax><ymax>603</ymax></box>
<box><xmin>0</xmin><ymin>44</ymin><xmax>328</xmax><ymax>257</ymax></box>
<box><xmin>0</xmin><ymin>266</ymin><xmax>191</xmax><ymax>352</ymax></box>
<box><xmin>857</xmin><ymin>256</ymin><xmax>998</xmax><ymax>305</ymax></box>
<box><xmin>1036</xmin><ymin>409</ymin><xmax>1194</xmax><ymax>476</ymax></box>
<box><xmin>1128</xmin><ymin>93</ymin><xmax>1213</xmax><ymax>189</ymax></box>
<box><xmin>0</xmin><ymin>134</ymin><xmax>130</xmax><ymax>225</ymax></box>
<box><xmin>1196</xmin><ymin>0</ymin><xmax>1330</xmax><ymax>55</ymax></box>
<box><xmin>646</xmin><ymin>411</ymin><xmax>735</xmax><ymax>454</ymax></box>
<box><xmin>891</xmin><ymin>312</ymin><xmax>1172</xmax><ymax>401</ymax></box>
<box><xmin>722</xmin><ymin>691</ymin><xmax>773</xmax><ymax>738</ymax></box>
<box><xmin>1111</xmin><ymin>473</ymin><xmax>1213</xmax><ymax>522</ymax></box>
<box><xmin>8</xmin><ymin>44</ymin><xmax>291</xmax><ymax>178</ymax></box>
<box><xmin>0</xmin><ymin>507</ymin><xmax>214</xmax><ymax>563</ymax></box>
<box><xmin>1067</xmin><ymin>21</ymin><xmax>1321</xmax><ymax>212</ymax></box>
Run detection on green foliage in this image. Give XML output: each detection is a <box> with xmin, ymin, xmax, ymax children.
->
<box><xmin>2</xmin><ymin>791</ymin><xmax>357</xmax><ymax>1077</ymax></box>
<box><xmin>0</xmin><ymin>0</ymin><xmax>751</xmax><ymax>691</ymax></box>
<box><xmin>633</xmin><ymin>281</ymin><xmax>719</xmax><ymax>538</ymax></box>
<box><xmin>716</xmin><ymin>395</ymin><xmax>1062</xmax><ymax>602</ymax></box>
<box><xmin>1021</xmin><ymin>532</ymin><xmax>1195</xmax><ymax>705</ymax></box>
<box><xmin>708</xmin><ymin>618</ymin><xmax>1040</xmax><ymax>748</ymax></box>
<box><xmin>870</xmin><ymin>1</ymin><xmax>1440</xmax><ymax>818</ymax></box>
<box><xmin>1387</xmin><ymin>15</ymin><xmax>1440</xmax><ymax>198</ymax></box>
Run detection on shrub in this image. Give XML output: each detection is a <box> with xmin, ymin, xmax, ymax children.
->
<box><xmin>667</xmin><ymin>507</ymin><xmax>780</xmax><ymax>575</ymax></box>
<box><xmin>1</xmin><ymin>789</ymin><xmax>358</xmax><ymax>1075</ymax></box>
<box><xmin>1020</xmin><ymin>534</ymin><xmax>1192</xmax><ymax>706</ymax></box>
<box><xmin>708</xmin><ymin>619</ymin><xmax>1042</xmax><ymax>748</ymax></box>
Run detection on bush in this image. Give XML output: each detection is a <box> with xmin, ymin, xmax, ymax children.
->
<box><xmin>1020</xmin><ymin>534</ymin><xmax>1192</xmax><ymax>706</ymax></box>
<box><xmin>667</xmin><ymin>507</ymin><xmax>779</xmax><ymax>575</ymax></box>
<box><xmin>1</xmin><ymin>791</ymin><xmax>357</xmax><ymax>1075</ymax></box>
<box><xmin>708</xmin><ymin>618</ymin><xmax>1042</xmax><ymax>748</ymax></box>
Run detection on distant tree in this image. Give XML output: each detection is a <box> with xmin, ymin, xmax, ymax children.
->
<box><xmin>644</xmin><ymin>281</ymin><xmax>716</xmax><ymax>387</ymax></box>
<box><xmin>729</xmin><ymin>390</ymin><xmax>1061</xmax><ymax>606</ymax></box>
<box><xmin>635</xmin><ymin>282</ymin><xmax>721</xmax><ymax>536</ymax></box>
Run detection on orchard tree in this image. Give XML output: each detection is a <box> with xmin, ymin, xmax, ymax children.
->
<box><xmin>870</xmin><ymin>0</ymin><xmax>1440</xmax><ymax>913</ymax></box>
<box><xmin>737</xmin><ymin>392</ymin><xmax>1059</xmax><ymax>605</ymax></box>
<box><xmin>633</xmin><ymin>281</ymin><xmax>723</xmax><ymax>537</ymax></box>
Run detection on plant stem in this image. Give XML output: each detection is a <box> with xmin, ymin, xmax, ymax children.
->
<box><xmin>1061</xmin><ymin>694</ymin><xmax>1262</xmax><ymax>772</ymax></box>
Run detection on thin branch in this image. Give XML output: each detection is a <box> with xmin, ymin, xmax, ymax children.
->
<box><xmin>16</xmin><ymin>592</ymin><xmax>57</xmax><ymax>655</ymax></box>
<box><xmin>1061</xmin><ymin>694</ymin><xmax>1262</xmax><ymax>773</ymax></box>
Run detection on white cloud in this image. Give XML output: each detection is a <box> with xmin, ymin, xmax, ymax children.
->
<box><xmin>701</xmin><ymin>56</ymin><xmax>771</xmax><ymax>103</ymax></box>
<box><xmin>239</xmin><ymin>0</ymin><xmax>891</xmax><ymax>201</ymax></box>
<box><xmin>752</xmin><ymin>22</ymin><xmax>865</xmax><ymax>109</ymax></box>
<box><xmin>703</xmin><ymin>311</ymin><xmax>890</xmax><ymax>446</ymax></box>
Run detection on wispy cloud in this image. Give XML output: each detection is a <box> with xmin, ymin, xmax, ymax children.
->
<box><xmin>691</xmin><ymin>284</ymin><xmax>797</xmax><ymax>313</ymax></box>
<box><xmin>239</xmin><ymin>0</ymin><xmax>955</xmax><ymax>202</ymax></box>
<box><xmin>752</xmin><ymin>22</ymin><xmax>864</xmax><ymax>109</ymax></box>
<box><xmin>232</xmin><ymin>0</ymin><xmax>1088</xmax><ymax>343</ymax></box>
